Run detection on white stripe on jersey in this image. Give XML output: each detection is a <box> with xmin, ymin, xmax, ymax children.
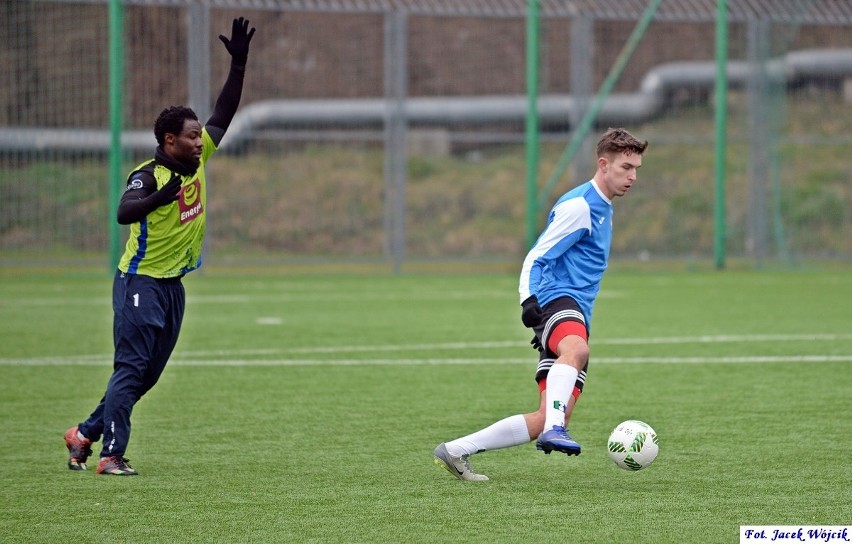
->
<box><xmin>519</xmin><ymin>196</ymin><xmax>591</xmax><ymax>303</ymax></box>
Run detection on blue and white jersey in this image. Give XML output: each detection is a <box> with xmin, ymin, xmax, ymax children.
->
<box><xmin>519</xmin><ymin>179</ymin><xmax>613</xmax><ymax>330</ymax></box>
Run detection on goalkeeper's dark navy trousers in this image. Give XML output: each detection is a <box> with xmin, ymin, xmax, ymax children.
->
<box><xmin>78</xmin><ymin>270</ymin><xmax>185</xmax><ymax>458</ymax></box>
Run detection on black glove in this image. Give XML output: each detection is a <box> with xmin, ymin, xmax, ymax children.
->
<box><xmin>148</xmin><ymin>172</ymin><xmax>182</xmax><ymax>209</ymax></box>
<box><xmin>530</xmin><ymin>335</ymin><xmax>543</xmax><ymax>352</ymax></box>
<box><xmin>219</xmin><ymin>17</ymin><xmax>256</xmax><ymax>67</ymax></box>
<box><xmin>521</xmin><ymin>295</ymin><xmax>544</xmax><ymax>328</ymax></box>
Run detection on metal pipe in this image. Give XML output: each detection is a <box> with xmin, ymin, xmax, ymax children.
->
<box><xmin>2</xmin><ymin>49</ymin><xmax>851</xmax><ymax>153</ymax></box>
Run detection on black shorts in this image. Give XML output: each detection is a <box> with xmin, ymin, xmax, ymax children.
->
<box><xmin>530</xmin><ymin>296</ymin><xmax>589</xmax><ymax>386</ymax></box>
<box><xmin>113</xmin><ymin>270</ymin><xmax>185</xmax><ymax>376</ymax></box>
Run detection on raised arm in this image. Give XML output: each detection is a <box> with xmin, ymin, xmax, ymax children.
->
<box><xmin>206</xmin><ymin>17</ymin><xmax>256</xmax><ymax>144</ymax></box>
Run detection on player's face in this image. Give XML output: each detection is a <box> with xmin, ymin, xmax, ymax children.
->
<box><xmin>168</xmin><ymin>119</ymin><xmax>204</xmax><ymax>168</ymax></box>
<box><xmin>599</xmin><ymin>151</ymin><xmax>642</xmax><ymax>199</ymax></box>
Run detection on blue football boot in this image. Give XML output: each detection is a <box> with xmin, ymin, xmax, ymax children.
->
<box><xmin>536</xmin><ymin>425</ymin><xmax>582</xmax><ymax>456</ymax></box>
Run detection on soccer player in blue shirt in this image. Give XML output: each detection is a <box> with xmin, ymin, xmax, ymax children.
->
<box><xmin>435</xmin><ymin>128</ymin><xmax>648</xmax><ymax>481</ymax></box>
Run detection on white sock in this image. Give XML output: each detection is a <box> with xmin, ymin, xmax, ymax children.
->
<box><xmin>543</xmin><ymin>364</ymin><xmax>578</xmax><ymax>430</ymax></box>
<box><xmin>77</xmin><ymin>430</ymin><xmax>87</xmax><ymax>441</ymax></box>
<box><xmin>445</xmin><ymin>414</ymin><xmax>530</xmax><ymax>457</ymax></box>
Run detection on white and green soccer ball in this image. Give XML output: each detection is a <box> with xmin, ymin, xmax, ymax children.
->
<box><xmin>607</xmin><ymin>420</ymin><xmax>659</xmax><ymax>471</ymax></box>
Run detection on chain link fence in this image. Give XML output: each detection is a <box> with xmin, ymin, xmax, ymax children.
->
<box><xmin>2</xmin><ymin>0</ymin><xmax>851</xmax><ymax>268</ymax></box>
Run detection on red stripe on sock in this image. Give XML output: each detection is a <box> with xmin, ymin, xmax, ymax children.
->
<box><xmin>537</xmin><ymin>378</ymin><xmax>582</xmax><ymax>401</ymax></box>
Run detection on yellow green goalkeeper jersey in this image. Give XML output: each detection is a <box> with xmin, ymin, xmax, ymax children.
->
<box><xmin>118</xmin><ymin>129</ymin><xmax>217</xmax><ymax>278</ymax></box>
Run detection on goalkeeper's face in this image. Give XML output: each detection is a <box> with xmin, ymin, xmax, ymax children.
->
<box><xmin>170</xmin><ymin>119</ymin><xmax>204</xmax><ymax>168</ymax></box>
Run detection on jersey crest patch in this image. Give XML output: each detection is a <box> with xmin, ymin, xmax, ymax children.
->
<box><xmin>178</xmin><ymin>178</ymin><xmax>204</xmax><ymax>224</ymax></box>
<box><xmin>126</xmin><ymin>177</ymin><xmax>144</xmax><ymax>191</ymax></box>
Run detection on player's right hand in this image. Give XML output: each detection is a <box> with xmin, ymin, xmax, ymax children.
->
<box><xmin>530</xmin><ymin>335</ymin><xmax>543</xmax><ymax>352</ymax></box>
<box><xmin>149</xmin><ymin>172</ymin><xmax>182</xmax><ymax>208</ymax></box>
<box><xmin>521</xmin><ymin>295</ymin><xmax>544</xmax><ymax>328</ymax></box>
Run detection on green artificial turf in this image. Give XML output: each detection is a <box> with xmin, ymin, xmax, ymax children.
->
<box><xmin>1</xmin><ymin>267</ymin><xmax>849</xmax><ymax>543</ymax></box>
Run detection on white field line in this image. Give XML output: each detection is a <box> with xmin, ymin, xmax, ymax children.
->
<box><xmin>133</xmin><ymin>355</ymin><xmax>852</xmax><ymax>366</ymax></box>
<box><xmin>1</xmin><ymin>356</ymin><xmax>851</xmax><ymax>367</ymax></box>
<box><xmin>1</xmin><ymin>333</ymin><xmax>850</xmax><ymax>366</ymax></box>
<box><xmin>6</xmin><ymin>289</ymin><xmax>527</xmax><ymax>307</ymax></box>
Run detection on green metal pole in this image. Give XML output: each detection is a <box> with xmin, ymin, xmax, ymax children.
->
<box><xmin>108</xmin><ymin>0</ymin><xmax>124</xmax><ymax>271</ymax></box>
<box><xmin>714</xmin><ymin>0</ymin><xmax>728</xmax><ymax>270</ymax></box>
<box><xmin>537</xmin><ymin>0</ymin><xmax>661</xmax><ymax>208</ymax></box>
<box><xmin>525</xmin><ymin>0</ymin><xmax>540</xmax><ymax>249</ymax></box>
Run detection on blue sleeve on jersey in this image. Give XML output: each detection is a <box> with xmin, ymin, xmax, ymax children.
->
<box><xmin>528</xmin><ymin>228</ymin><xmax>586</xmax><ymax>293</ymax></box>
<box><xmin>520</xmin><ymin>193</ymin><xmax>592</xmax><ymax>303</ymax></box>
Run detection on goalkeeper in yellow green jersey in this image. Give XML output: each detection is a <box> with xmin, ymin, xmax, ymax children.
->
<box><xmin>64</xmin><ymin>17</ymin><xmax>255</xmax><ymax>476</ymax></box>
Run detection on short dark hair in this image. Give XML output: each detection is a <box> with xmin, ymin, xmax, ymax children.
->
<box><xmin>596</xmin><ymin>127</ymin><xmax>648</xmax><ymax>158</ymax></box>
<box><xmin>154</xmin><ymin>106</ymin><xmax>198</xmax><ymax>146</ymax></box>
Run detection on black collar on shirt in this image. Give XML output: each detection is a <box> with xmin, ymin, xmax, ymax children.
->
<box><xmin>155</xmin><ymin>146</ymin><xmax>198</xmax><ymax>177</ymax></box>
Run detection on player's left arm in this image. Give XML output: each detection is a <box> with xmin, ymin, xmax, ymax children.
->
<box><xmin>206</xmin><ymin>17</ymin><xmax>256</xmax><ymax>145</ymax></box>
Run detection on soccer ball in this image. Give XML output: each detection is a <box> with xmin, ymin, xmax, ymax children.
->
<box><xmin>607</xmin><ymin>420</ymin><xmax>659</xmax><ymax>471</ymax></box>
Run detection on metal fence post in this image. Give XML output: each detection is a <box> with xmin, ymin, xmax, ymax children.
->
<box><xmin>383</xmin><ymin>9</ymin><xmax>408</xmax><ymax>272</ymax></box>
